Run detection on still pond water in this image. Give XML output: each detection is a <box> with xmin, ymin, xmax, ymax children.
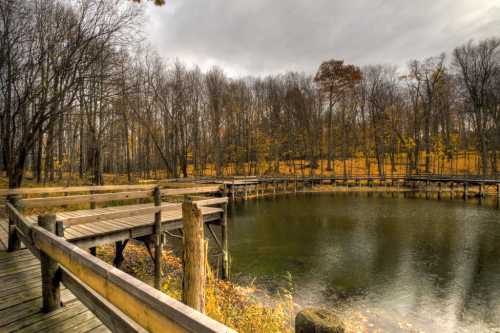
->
<box><xmin>227</xmin><ymin>193</ymin><xmax>500</xmax><ymax>332</ymax></box>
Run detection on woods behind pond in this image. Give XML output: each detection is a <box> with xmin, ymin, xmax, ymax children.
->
<box><xmin>2</xmin><ymin>1</ymin><xmax>500</xmax><ymax>189</ymax></box>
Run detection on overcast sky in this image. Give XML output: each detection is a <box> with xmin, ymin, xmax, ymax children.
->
<box><xmin>143</xmin><ymin>0</ymin><xmax>500</xmax><ymax>77</ymax></box>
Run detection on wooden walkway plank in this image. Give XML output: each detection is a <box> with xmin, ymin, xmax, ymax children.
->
<box><xmin>66</xmin><ymin>317</ymin><xmax>108</xmax><ymax>333</ymax></box>
<box><xmin>0</xmin><ymin>247</ymin><xmax>107</xmax><ymax>333</ymax></box>
<box><xmin>0</xmin><ymin>278</ymin><xmax>42</xmax><ymax>298</ymax></box>
<box><xmin>0</xmin><ymin>188</ymin><xmax>230</xmax><ymax>333</ymax></box>
<box><xmin>86</xmin><ymin>324</ymin><xmax>111</xmax><ymax>333</ymax></box>
<box><xmin>0</xmin><ymin>285</ymin><xmax>44</xmax><ymax>311</ymax></box>
<box><xmin>0</xmin><ymin>218</ymin><xmax>8</xmax><ymax>251</ymax></box>
<box><xmin>0</xmin><ymin>289</ymin><xmax>77</xmax><ymax>327</ymax></box>
<box><xmin>11</xmin><ymin>300</ymin><xmax>89</xmax><ymax>333</ymax></box>
<box><xmin>51</xmin><ymin>312</ymin><xmax>108</xmax><ymax>333</ymax></box>
<box><xmin>21</xmin><ymin>308</ymin><xmax>99</xmax><ymax>333</ymax></box>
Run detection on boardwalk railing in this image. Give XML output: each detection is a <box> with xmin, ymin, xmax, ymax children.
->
<box><xmin>2</xmin><ymin>185</ymin><xmax>221</xmax><ymax>209</ymax></box>
<box><xmin>5</xmin><ymin>198</ymin><xmax>235</xmax><ymax>333</ymax></box>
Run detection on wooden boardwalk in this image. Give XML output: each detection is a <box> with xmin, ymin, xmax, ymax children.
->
<box><xmin>0</xmin><ymin>219</ymin><xmax>110</xmax><ymax>333</ymax></box>
<box><xmin>23</xmin><ymin>202</ymin><xmax>223</xmax><ymax>249</ymax></box>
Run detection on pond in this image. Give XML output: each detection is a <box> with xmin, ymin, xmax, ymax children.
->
<box><xmin>227</xmin><ymin>193</ymin><xmax>500</xmax><ymax>332</ymax></box>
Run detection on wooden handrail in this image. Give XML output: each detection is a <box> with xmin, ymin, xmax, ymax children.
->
<box><xmin>6</xmin><ymin>202</ymin><xmax>235</xmax><ymax>333</ymax></box>
<box><xmin>195</xmin><ymin>197</ymin><xmax>229</xmax><ymax>207</ymax></box>
<box><xmin>10</xmin><ymin>185</ymin><xmax>222</xmax><ymax>209</ymax></box>
<box><xmin>0</xmin><ymin>184</ymin><xmax>157</xmax><ymax>196</ymax></box>
<box><xmin>160</xmin><ymin>186</ymin><xmax>222</xmax><ymax>196</ymax></box>
<box><xmin>32</xmin><ymin>226</ymin><xmax>235</xmax><ymax>333</ymax></box>
<box><xmin>20</xmin><ymin>190</ymin><xmax>154</xmax><ymax>208</ymax></box>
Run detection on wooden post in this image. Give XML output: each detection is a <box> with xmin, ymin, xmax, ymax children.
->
<box><xmin>244</xmin><ymin>185</ymin><xmax>248</xmax><ymax>200</ymax></box>
<box><xmin>182</xmin><ymin>197</ymin><xmax>206</xmax><ymax>313</ymax></box>
<box><xmin>464</xmin><ymin>182</ymin><xmax>468</xmax><ymax>200</ymax></box>
<box><xmin>90</xmin><ymin>190</ymin><xmax>97</xmax><ymax>209</ymax></box>
<box><xmin>273</xmin><ymin>181</ymin><xmax>276</xmax><ymax>196</ymax></box>
<box><xmin>231</xmin><ymin>179</ymin><xmax>235</xmax><ymax>201</ymax></box>
<box><xmin>437</xmin><ymin>182</ymin><xmax>442</xmax><ymax>200</ymax></box>
<box><xmin>7</xmin><ymin>194</ymin><xmax>22</xmax><ymax>252</ymax></box>
<box><xmin>221</xmin><ymin>202</ymin><xmax>230</xmax><ymax>280</ymax></box>
<box><xmin>38</xmin><ymin>214</ymin><xmax>62</xmax><ymax>312</ymax></box>
<box><xmin>89</xmin><ymin>190</ymin><xmax>97</xmax><ymax>256</ymax></box>
<box><xmin>154</xmin><ymin>186</ymin><xmax>163</xmax><ymax>290</ymax></box>
<box><xmin>56</xmin><ymin>220</ymin><xmax>64</xmax><ymax>238</ymax></box>
<box><xmin>113</xmin><ymin>241</ymin><xmax>126</xmax><ymax>268</ymax></box>
<box><xmin>479</xmin><ymin>183</ymin><xmax>485</xmax><ymax>198</ymax></box>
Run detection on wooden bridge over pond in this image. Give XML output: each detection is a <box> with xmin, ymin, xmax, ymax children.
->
<box><xmin>1</xmin><ymin>174</ymin><xmax>499</xmax><ymax>332</ymax></box>
<box><xmin>0</xmin><ymin>184</ymin><xmax>234</xmax><ymax>333</ymax></box>
<box><xmin>218</xmin><ymin>174</ymin><xmax>500</xmax><ymax>200</ymax></box>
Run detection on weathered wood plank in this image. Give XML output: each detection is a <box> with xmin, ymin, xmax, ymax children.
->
<box><xmin>0</xmin><ymin>285</ymin><xmax>44</xmax><ymax>311</ymax></box>
<box><xmin>0</xmin><ymin>278</ymin><xmax>42</xmax><ymax>298</ymax></box>
<box><xmin>0</xmin><ymin>288</ymin><xmax>76</xmax><ymax>328</ymax></box>
<box><xmin>14</xmin><ymin>300</ymin><xmax>90</xmax><ymax>333</ymax></box>
<box><xmin>160</xmin><ymin>186</ymin><xmax>221</xmax><ymax>196</ymax></box>
<box><xmin>43</xmin><ymin>309</ymin><xmax>100</xmax><ymax>333</ymax></box>
<box><xmin>65</xmin><ymin>207</ymin><xmax>222</xmax><ymax>242</ymax></box>
<box><xmin>61</xmin><ymin>268</ymin><xmax>147</xmax><ymax>333</ymax></box>
<box><xmin>7</xmin><ymin>202</ymin><xmax>33</xmax><ymax>244</ymax></box>
<box><xmin>21</xmin><ymin>190</ymin><xmax>153</xmax><ymax>208</ymax></box>
<box><xmin>32</xmin><ymin>226</ymin><xmax>236</xmax><ymax>333</ymax></box>
<box><xmin>0</xmin><ymin>184</ymin><xmax>156</xmax><ymax>196</ymax></box>
<box><xmin>195</xmin><ymin>197</ymin><xmax>228</xmax><ymax>207</ymax></box>
<box><xmin>88</xmin><ymin>324</ymin><xmax>112</xmax><ymax>333</ymax></box>
<box><xmin>67</xmin><ymin>316</ymin><xmax>109</xmax><ymax>333</ymax></box>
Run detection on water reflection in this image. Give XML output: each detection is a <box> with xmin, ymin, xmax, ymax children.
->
<box><xmin>228</xmin><ymin>193</ymin><xmax>500</xmax><ymax>332</ymax></box>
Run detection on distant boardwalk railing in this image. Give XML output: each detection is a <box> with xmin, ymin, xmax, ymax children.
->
<box><xmin>4</xmin><ymin>185</ymin><xmax>235</xmax><ymax>333</ymax></box>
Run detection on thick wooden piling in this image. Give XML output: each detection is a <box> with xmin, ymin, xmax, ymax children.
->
<box><xmin>464</xmin><ymin>182</ymin><xmax>468</xmax><ymax>200</ymax></box>
<box><xmin>182</xmin><ymin>197</ymin><xmax>206</xmax><ymax>313</ymax></box>
<box><xmin>153</xmin><ymin>185</ymin><xmax>163</xmax><ymax>290</ymax></box>
<box><xmin>7</xmin><ymin>194</ymin><xmax>22</xmax><ymax>252</ymax></box>
<box><xmin>38</xmin><ymin>213</ymin><xmax>62</xmax><ymax>312</ymax></box>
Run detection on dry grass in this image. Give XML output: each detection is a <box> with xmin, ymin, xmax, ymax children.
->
<box><xmin>97</xmin><ymin>242</ymin><xmax>294</xmax><ymax>333</ymax></box>
<box><xmin>0</xmin><ymin>151</ymin><xmax>486</xmax><ymax>190</ymax></box>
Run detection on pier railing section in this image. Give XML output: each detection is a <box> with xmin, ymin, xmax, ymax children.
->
<box><xmin>4</xmin><ymin>185</ymin><xmax>235</xmax><ymax>333</ymax></box>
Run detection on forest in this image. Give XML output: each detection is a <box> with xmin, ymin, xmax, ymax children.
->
<box><xmin>2</xmin><ymin>0</ymin><xmax>500</xmax><ymax>188</ymax></box>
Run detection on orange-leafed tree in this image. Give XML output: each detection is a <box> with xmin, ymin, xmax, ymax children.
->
<box><xmin>314</xmin><ymin>60</ymin><xmax>362</xmax><ymax>171</ymax></box>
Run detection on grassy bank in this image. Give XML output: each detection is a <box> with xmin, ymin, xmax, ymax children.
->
<box><xmin>97</xmin><ymin>242</ymin><xmax>294</xmax><ymax>333</ymax></box>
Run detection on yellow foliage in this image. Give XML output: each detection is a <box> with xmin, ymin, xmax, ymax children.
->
<box><xmin>97</xmin><ymin>243</ymin><xmax>293</xmax><ymax>333</ymax></box>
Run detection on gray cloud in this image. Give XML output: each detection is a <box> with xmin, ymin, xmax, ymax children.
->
<box><xmin>143</xmin><ymin>0</ymin><xmax>500</xmax><ymax>76</ymax></box>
